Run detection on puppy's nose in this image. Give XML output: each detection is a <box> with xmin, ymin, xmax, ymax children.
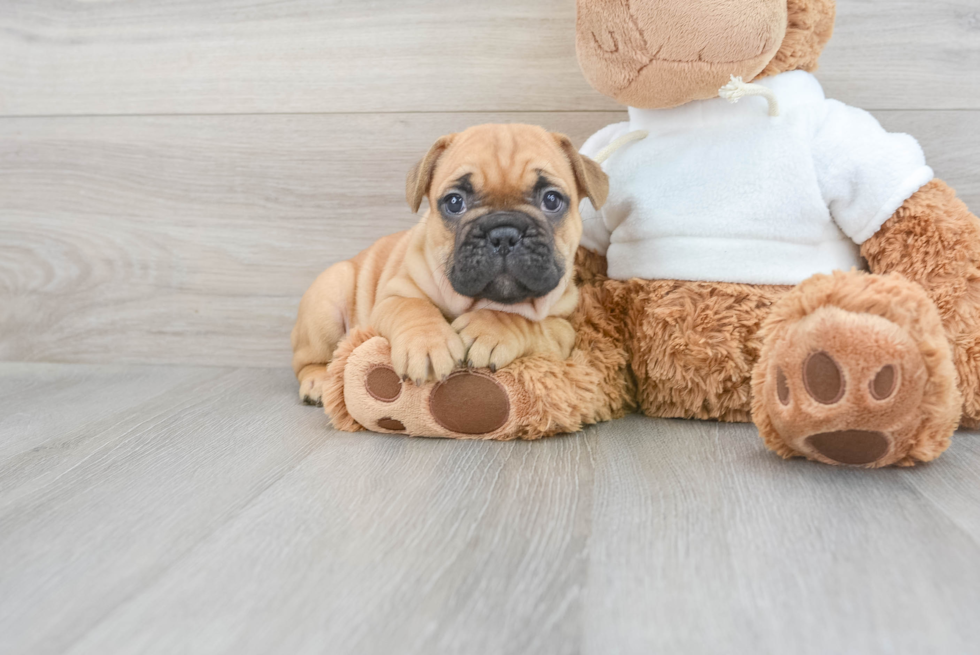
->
<box><xmin>487</xmin><ymin>226</ymin><xmax>523</xmax><ymax>255</ymax></box>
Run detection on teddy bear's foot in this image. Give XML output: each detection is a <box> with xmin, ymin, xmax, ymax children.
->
<box><xmin>338</xmin><ymin>335</ymin><xmax>526</xmax><ymax>439</ymax></box>
<box><xmin>760</xmin><ymin>307</ymin><xmax>928</xmax><ymax>466</ymax></box>
<box><xmin>752</xmin><ymin>271</ymin><xmax>962</xmax><ymax>468</ymax></box>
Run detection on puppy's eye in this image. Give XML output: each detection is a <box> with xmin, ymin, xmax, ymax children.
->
<box><xmin>443</xmin><ymin>193</ymin><xmax>466</xmax><ymax>215</ymax></box>
<box><xmin>542</xmin><ymin>190</ymin><xmax>565</xmax><ymax>213</ymax></box>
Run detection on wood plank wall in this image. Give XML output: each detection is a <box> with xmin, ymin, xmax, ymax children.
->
<box><xmin>1</xmin><ymin>0</ymin><xmax>978</xmax><ymax>368</ymax></box>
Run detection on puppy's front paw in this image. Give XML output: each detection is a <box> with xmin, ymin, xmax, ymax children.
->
<box><xmin>545</xmin><ymin>318</ymin><xmax>576</xmax><ymax>360</ymax></box>
<box><xmin>452</xmin><ymin>312</ymin><xmax>523</xmax><ymax>372</ymax></box>
<box><xmin>298</xmin><ymin>366</ymin><xmax>329</xmax><ymax>407</ymax></box>
<box><xmin>389</xmin><ymin>325</ymin><xmax>466</xmax><ymax>386</ymax></box>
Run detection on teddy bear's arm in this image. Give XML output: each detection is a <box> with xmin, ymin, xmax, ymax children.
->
<box><xmin>861</xmin><ymin>178</ymin><xmax>980</xmax><ymax>425</ymax></box>
<box><xmin>861</xmin><ymin>179</ymin><xmax>980</xmax><ymax>311</ymax></box>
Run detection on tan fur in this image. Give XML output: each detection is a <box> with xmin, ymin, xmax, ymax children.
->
<box><xmin>451</xmin><ymin>309</ymin><xmax>578</xmax><ymax>372</ymax></box>
<box><xmin>292</xmin><ymin>124</ymin><xmax>607</xmax><ymax>400</ymax></box>
<box><xmin>624</xmin><ymin>278</ymin><xmax>790</xmax><ymax>422</ymax></box>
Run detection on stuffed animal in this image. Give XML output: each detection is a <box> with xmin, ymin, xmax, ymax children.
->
<box><xmin>317</xmin><ymin>0</ymin><xmax>980</xmax><ymax>468</ymax></box>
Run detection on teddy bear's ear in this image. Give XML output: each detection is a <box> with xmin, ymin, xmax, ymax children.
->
<box><xmin>406</xmin><ymin>134</ymin><xmax>456</xmax><ymax>213</ymax></box>
<box><xmin>756</xmin><ymin>0</ymin><xmax>836</xmax><ymax>80</ymax></box>
<box><xmin>553</xmin><ymin>133</ymin><xmax>609</xmax><ymax>210</ymax></box>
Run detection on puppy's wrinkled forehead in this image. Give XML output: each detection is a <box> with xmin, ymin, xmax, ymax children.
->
<box><xmin>431</xmin><ymin>125</ymin><xmax>575</xmax><ymax>204</ymax></box>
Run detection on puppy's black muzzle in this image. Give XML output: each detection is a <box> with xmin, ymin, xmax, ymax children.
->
<box><xmin>449</xmin><ymin>211</ymin><xmax>565</xmax><ymax>305</ymax></box>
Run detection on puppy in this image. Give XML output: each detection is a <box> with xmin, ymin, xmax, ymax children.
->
<box><xmin>291</xmin><ymin>123</ymin><xmax>608</xmax><ymax>405</ymax></box>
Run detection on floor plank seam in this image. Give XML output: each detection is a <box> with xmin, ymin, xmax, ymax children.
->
<box><xmin>900</xmin><ymin>476</ymin><xmax>980</xmax><ymax>551</ymax></box>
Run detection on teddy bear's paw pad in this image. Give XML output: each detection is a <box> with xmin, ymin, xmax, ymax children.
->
<box><xmin>805</xmin><ymin>430</ymin><xmax>891</xmax><ymax>466</ymax></box>
<box><xmin>342</xmin><ymin>337</ymin><xmax>411</xmax><ymax>435</ymax></box>
<box><xmin>429</xmin><ymin>371</ymin><xmax>510</xmax><ymax>435</ymax></box>
<box><xmin>359</xmin><ymin>366</ymin><xmax>410</xmax><ymax>434</ymax></box>
<box><xmin>763</xmin><ymin>306</ymin><xmax>928</xmax><ymax>467</ymax></box>
<box><xmin>796</xmin><ymin>352</ymin><xmax>899</xmax><ymax>407</ymax></box>
<box><xmin>376</xmin><ymin>417</ymin><xmax>407</xmax><ymax>432</ymax></box>
<box><xmin>365</xmin><ymin>366</ymin><xmax>402</xmax><ymax>402</ymax></box>
<box><xmin>800</xmin><ymin>351</ymin><xmax>845</xmax><ymax>404</ymax></box>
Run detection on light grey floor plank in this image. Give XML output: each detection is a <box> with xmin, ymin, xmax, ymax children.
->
<box><xmin>583</xmin><ymin>416</ymin><xmax>980</xmax><ymax>655</ymax></box>
<box><xmin>1</xmin><ymin>364</ymin><xmax>979</xmax><ymax>654</ymax></box>
<box><xmin>0</xmin><ymin>363</ymin><xmax>226</xmax><ymax>503</ymax></box>
<box><xmin>899</xmin><ymin>435</ymin><xmax>980</xmax><ymax>546</ymax></box>
<box><xmin>2</xmin><ymin>110</ymin><xmax>977</xmax><ymax>368</ymax></box>
<box><xmin>0</xmin><ymin>365</ymin><xmax>329</xmax><ymax>655</ymax></box>
<box><xmin>63</xmin><ymin>420</ymin><xmax>593</xmax><ymax>655</ymax></box>
<box><xmin>0</xmin><ymin>0</ymin><xmax>976</xmax><ymax>115</ymax></box>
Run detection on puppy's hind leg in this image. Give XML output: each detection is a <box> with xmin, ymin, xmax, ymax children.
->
<box><xmin>292</xmin><ymin>261</ymin><xmax>357</xmax><ymax>406</ymax></box>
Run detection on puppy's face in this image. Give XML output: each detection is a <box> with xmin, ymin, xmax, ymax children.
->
<box><xmin>407</xmin><ymin>124</ymin><xmax>608</xmax><ymax>305</ymax></box>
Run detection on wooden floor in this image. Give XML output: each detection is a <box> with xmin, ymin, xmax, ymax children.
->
<box><xmin>0</xmin><ymin>364</ymin><xmax>978</xmax><ymax>655</ymax></box>
<box><xmin>2</xmin><ymin>1</ymin><xmax>980</xmax><ymax>653</ymax></box>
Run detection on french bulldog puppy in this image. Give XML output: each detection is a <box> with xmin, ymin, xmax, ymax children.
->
<box><xmin>292</xmin><ymin>123</ymin><xmax>608</xmax><ymax>405</ymax></box>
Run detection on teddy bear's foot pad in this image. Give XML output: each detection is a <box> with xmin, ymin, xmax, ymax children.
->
<box><xmin>365</xmin><ymin>366</ymin><xmax>403</xmax><ymax>402</ymax></box>
<box><xmin>761</xmin><ymin>306</ymin><xmax>928</xmax><ymax>467</ymax></box>
<box><xmin>342</xmin><ymin>336</ymin><xmax>519</xmax><ymax>439</ymax></box>
<box><xmin>429</xmin><ymin>372</ymin><xmax>510</xmax><ymax>434</ymax></box>
<box><xmin>805</xmin><ymin>430</ymin><xmax>891</xmax><ymax>466</ymax></box>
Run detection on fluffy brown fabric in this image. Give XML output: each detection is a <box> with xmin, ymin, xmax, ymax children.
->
<box><xmin>499</xmin><ymin>282</ymin><xmax>635</xmax><ymax>439</ymax></box>
<box><xmin>321</xmin><ymin>326</ymin><xmax>379</xmax><ymax>432</ymax></box>
<box><xmin>861</xmin><ymin>180</ymin><xmax>980</xmax><ymax>428</ymax></box>
<box><xmin>617</xmin><ymin>181</ymin><xmax>980</xmax><ymax>467</ymax></box>
<box><xmin>756</xmin><ymin>0</ymin><xmax>836</xmax><ymax>80</ymax></box>
<box><xmin>625</xmin><ymin>278</ymin><xmax>789</xmax><ymax>422</ymax></box>
<box><xmin>751</xmin><ymin>270</ymin><xmax>961</xmax><ymax>467</ymax></box>
<box><xmin>531</xmin><ymin>249</ymin><xmax>637</xmax><ymax>431</ymax></box>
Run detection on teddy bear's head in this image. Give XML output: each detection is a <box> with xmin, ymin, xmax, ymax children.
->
<box><xmin>577</xmin><ymin>0</ymin><xmax>835</xmax><ymax>109</ymax></box>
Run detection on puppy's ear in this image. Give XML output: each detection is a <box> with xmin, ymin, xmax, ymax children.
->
<box><xmin>406</xmin><ymin>134</ymin><xmax>456</xmax><ymax>213</ymax></box>
<box><xmin>553</xmin><ymin>133</ymin><xmax>609</xmax><ymax>210</ymax></box>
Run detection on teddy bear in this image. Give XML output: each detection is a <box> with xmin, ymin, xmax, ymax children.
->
<box><xmin>315</xmin><ymin>0</ymin><xmax>980</xmax><ymax>468</ymax></box>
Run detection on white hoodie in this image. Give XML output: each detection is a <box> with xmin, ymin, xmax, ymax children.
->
<box><xmin>579</xmin><ymin>71</ymin><xmax>934</xmax><ymax>285</ymax></box>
